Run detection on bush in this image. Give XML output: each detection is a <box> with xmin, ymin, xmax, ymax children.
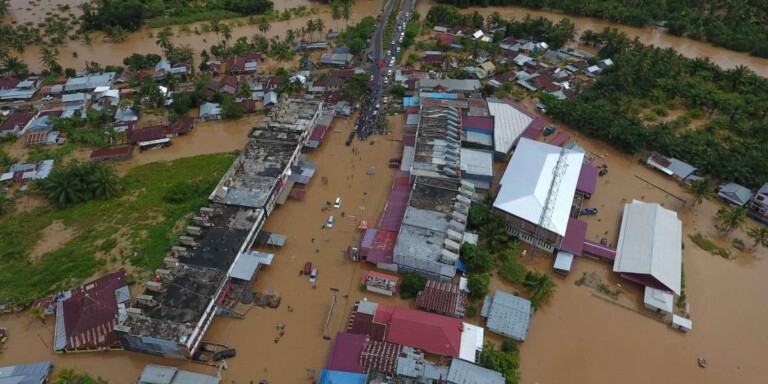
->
<box><xmin>460</xmin><ymin>243</ymin><xmax>494</xmax><ymax>273</ymax></box>
<box><xmin>164</xmin><ymin>180</ymin><xmax>211</xmax><ymax>204</ymax></box>
<box><xmin>501</xmin><ymin>339</ymin><xmax>519</xmax><ymax>355</ymax></box>
<box><xmin>467</xmin><ymin>273</ymin><xmax>490</xmax><ymax>300</ymax></box>
<box><xmin>498</xmin><ymin>258</ymin><xmax>526</xmax><ymax>285</ymax></box>
<box><xmin>399</xmin><ymin>272</ymin><xmax>426</xmax><ymax>299</ymax></box>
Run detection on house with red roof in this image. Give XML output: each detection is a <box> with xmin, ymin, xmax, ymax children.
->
<box><xmin>164</xmin><ymin>118</ymin><xmax>195</xmax><ymax>137</ymax></box>
<box><xmin>226</xmin><ymin>53</ymin><xmax>263</xmax><ymax>74</ymax></box>
<box><xmin>346</xmin><ymin>301</ymin><xmax>483</xmax><ymax>361</ymax></box>
<box><xmin>0</xmin><ymin>112</ymin><xmax>33</xmax><ymax>137</ymax></box>
<box><xmin>53</xmin><ymin>271</ymin><xmax>131</xmax><ymax>352</ymax></box>
<box><xmin>90</xmin><ymin>145</ymin><xmax>134</xmax><ymax>162</ymax></box>
<box><xmin>126</xmin><ymin>125</ymin><xmax>166</xmax><ymax>144</ymax></box>
<box><xmin>432</xmin><ymin>32</ymin><xmax>457</xmax><ymax>46</ymax></box>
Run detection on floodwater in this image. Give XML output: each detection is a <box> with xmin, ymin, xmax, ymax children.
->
<box><xmin>114</xmin><ymin>114</ymin><xmax>258</xmax><ymax>174</ymax></box>
<box><xmin>0</xmin><ymin>112</ymin><xmax>409</xmax><ymax>382</ymax></box>
<box><xmin>514</xmin><ymin>124</ymin><xmax>768</xmax><ymax>384</ymax></box>
<box><xmin>10</xmin><ymin>0</ymin><xmax>768</xmax><ymax>76</ymax></box>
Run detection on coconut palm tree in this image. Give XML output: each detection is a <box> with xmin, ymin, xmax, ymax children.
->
<box><xmin>315</xmin><ymin>18</ymin><xmax>325</xmax><ymax>37</ymax></box>
<box><xmin>523</xmin><ymin>271</ymin><xmax>556</xmax><ymax>308</ymax></box>
<box><xmin>219</xmin><ymin>23</ymin><xmax>233</xmax><ymax>46</ymax></box>
<box><xmin>331</xmin><ymin>1</ymin><xmax>342</xmax><ymax>31</ymax></box>
<box><xmin>39</xmin><ymin>46</ymin><xmax>61</xmax><ymax>73</ymax></box>
<box><xmin>0</xmin><ymin>45</ymin><xmax>9</xmax><ymax>63</ymax></box>
<box><xmin>257</xmin><ymin>16</ymin><xmax>271</xmax><ymax>37</ymax></box>
<box><xmin>108</xmin><ymin>25</ymin><xmax>128</xmax><ymax>43</ymax></box>
<box><xmin>2</xmin><ymin>57</ymin><xmax>29</xmax><ymax>78</ymax></box>
<box><xmin>53</xmin><ymin>367</ymin><xmax>78</xmax><ymax>384</ymax></box>
<box><xmin>688</xmin><ymin>178</ymin><xmax>713</xmax><ymax>206</ymax></box>
<box><xmin>88</xmin><ymin>164</ymin><xmax>120</xmax><ymax>200</ymax></box>
<box><xmin>155</xmin><ymin>27</ymin><xmax>174</xmax><ymax>52</ymax></box>
<box><xmin>715</xmin><ymin>206</ymin><xmax>746</xmax><ymax>234</ymax></box>
<box><xmin>208</xmin><ymin>19</ymin><xmax>222</xmax><ymax>39</ymax></box>
<box><xmin>747</xmin><ymin>225</ymin><xmax>768</xmax><ymax>249</ymax></box>
<box><xmin>341</xmin><ymin>0</ymin><xmax>352</xmax><ymax>29</ymax></box>
<box><xmin>305</xmin><ymin>19</ymin><xmax>316</xmax><ymax>40</ymax></box>
<box><xmin>41</xmin><ymin>169</ymin><xmax>87</xmax><ymax>208</ymax></box>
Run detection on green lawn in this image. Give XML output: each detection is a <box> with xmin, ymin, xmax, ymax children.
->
<box><xmin>0</xmin><ymin>153</ymin><xmax>236</xmax><ymax>302</ymax></box>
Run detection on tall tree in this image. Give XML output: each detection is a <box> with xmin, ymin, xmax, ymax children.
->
<box><xmin>315</xmin><ymin>18</ymin><xmax>325</xmax><ymax>36</ymax></box>
<box><xmin>305</xmin><ymin>19</ymin><xmax>316</xmax><ymax>40</ymax></box>
<box><xmin>257</xmin><ymin>16</ymin><xmax>271</xmax><ymax>37</ymax></box>
<box><xmin>747</xmin><ymin>225</ymin><xmax>768</xmax><ymax>249</ymax></box>
<box><xmin>715</xmin><ymin>206</ymin><xmax>746</xmax><ymax>234</ymax></box>
<box><xmin>523</xmin><ymin>271</ymin><xmax>556</xmax><ymax>308</ymax></box>
<box><xmin>688</xmin><ymin>178</ymin><xmax>714</xmax><ymax>206</ymax></box>
<box><xmin>39</xmin><ymin>46</ymin><xmax>61</xmax><ymax>73</ymax></box>
<box><xmin>341</xmin><ymin>0</ymin><xmax>352</xmax><ymax>29</ymax></box>
<box><xmin>331</xmin><ymin>1</ymin><xmax>342</xmax><ymax>31</ymax></box>
<box><xmin>2</xmin><ymin>57</ymin><xmax>29</xmax><ymax>78</ymax></box>
<box><xmin>107</xmin><ymin>25</ymin><xmax>128</xmax><ymax>43</ymax></box>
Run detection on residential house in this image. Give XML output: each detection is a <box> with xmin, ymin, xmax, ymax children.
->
<box><xmin>114</xmin><ymin>106</ymin><xmax>139</xmax><ymax>123</ymax></box>
<box><xmin>61</xmin><ymin>92</ymin><xmax>88</xmax><ymax>118</ymax></box>
<box><xmin>319</xmin><ymin>53</ymin><xmax>353</xmax><ymax>67</ymax></box>
<box><xmin>264</xmin><ymin>91</ymin><xmax>278</xmax><ymax>107</ymax></box>
<box><xmin>90</xmin><ymin>145</ymin><xmax>134</xmax><ymax>162</ymax></box>
<box><xmin>748</xmin><ymin>183</ymin><xmax>768</xmax><ymax>217</ymax></box>
<box><xmin>498</xmin><ymin>36</ymin><xmax>517</xmax><ymax>51</ymax></box>
<box><xmin>126</xmin><ymin>125</ymin><xmax>166</xmax><ymax>144</ymax></box>
<box><xmin>645</xmin><ymin>152</ymin><xmax>697</xmax><ymax>181</ymax></box>
<box><xmin>199</xmin><ymin>102</ymin><xmax>222</xmax><ymax>120</ymax></box>
<box><xmin>138</xmin><ymin>364</ymin><xmax>220</xmax><ymax>384</ymax></box>
<box><xmin>164</xmin><ymin>118</ymin><xmax>195</xmax><ymax>137</ymax></box>
<box><xmin>219</xmin><ymin>75</ymin><xmax>239</xmax><ymax>96</ymax></box>
<box><xmin>0</xmin><ymin>112</ymin><xmax>33</xmax><ymax>137</ymax></box>
<box><xmin>0</xmin><ymin>77</ymin><xmax>40</xmax><ymax>100</ymax></box>
<box><xmin>226</xmin><ymin>53</ymin><xmax>262</xmax><ymax>74</ymax></box>
<box><xmin>717</xmin><ymin>182</ymin><xmax>754</xmax><ymax>207</ymax></box>
<box><xmin>308</xmin><ymin>79</ymin><xmax>327</xmax><ymax>93</ymax></box>
<box><xmin>0</xmin><ymin>361</ymin><xmax>54</xmax><ymax>384</ymax></box>
<box><xmin>154</xmin><ymin>58</ymin><xmax>190</xmax><ymax>80</ymax></box>
<box><xmin>91</xmin><ymin>87</ymin><xmax>120</xmax><ymax>111</ymax></box>
<box><xmin>64</xmin><ymin>72</ymin><xmax>116</xmax><ymax>93</ymax></box>
<box><xmin>565</xmin><ymin>60</ymin><xmax>589</xmax><ymax>73</ymax></box>
<box><xmin>0</xmin><ymin>159</ymin><xmax>54</xmax><ymax>183</ymax></box>
<box><xmin>422</xmin><ymin>54</ymin><xmax>446</xmax><ymax>68</ymax></box>
<box><xmin>415</xmin><ymin>280</ymin><xmax>468</xmax><ymax>318</ymax></box>
<box><xmin>513</xmin><ymin>53</ymin><xmax>533</xmax><ymax>67</ymax></box>
<box><xmin>237</xmin><ymin>99</ymin><xmax>258</xmax><ymax>113</ymax></box>
<box><xmin>447</xmin><ymin>358</ymin><xmax>505</xmax><ymax>384</ymax></box>
<box><xmin>433</xmin><ymin>32</ymin><xmax>457</xmax><ymax>46</ymax></box>
<box><xmin>326</xmin><ymin>77</ymin><xmax>346</xmax><ymax>92</ymax></box>
<box><xmin>205</xmin><ymin>60</ymin><xmax>222</xmax><ymax>76</ymax></box>
<box><xmin>481</xmin><ymin>290</ymin><xmax>532</xmax><ymax>342</ymax></box>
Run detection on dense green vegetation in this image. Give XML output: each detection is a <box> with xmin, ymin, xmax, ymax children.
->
<box><xmin>0</xmin><ymin>153</ymin><xmax>235</xmax><ymax>303</ymax></box>
<box><xmin>399</xmin><ymin>272</ymin><xmax>426</xmax><ymax>299</ymax></box>
<box><xmin>338</xmin><ymin>16</ymin><xmax>376</xmax><ymax>55</ymax></box>
<box><xmin>434</xmin><ymin>0</ymin><xmax>768</xmax><ymax>58</ymax></box>
<box><xmin>80</xmin><ymin>0</ymin><xmax>274</xmax><ymax>33</ymax></box>
<box><xmin>479</xmin><ymin>341</ymin><xmax>520</xmax><ymax>384</ymax></box>
<box><xmin>40</xmin><ymin>162</ymin><xmax>120</xmax><ymax>208</ymax></box>
<box><xmin>543</xmin><ymin>27</ymin><xmax>768</xmax><ymax>189</ymax></box>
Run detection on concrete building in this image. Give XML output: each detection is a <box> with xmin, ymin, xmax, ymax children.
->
<box><xmin>361</xmin><ymin>270</ymin><xmax>399</xmax><ymax>296</ymax></box>
<box><xmin>613</xmin><ymin>201</ymin><xmax>682</xmax><ymax>294</ymax></box>
<box><xmin>137</xmin><ymin>364</ymin><xmax>220</xmax><ymax>384</ymax></box>
<box><xmin>405</xmin><ymin>106</ymin><xmax>461</xmax><ymax>181</ymax></box>
<box><xmin>493</xmin><ymin>138</ymin><xmax>584</xmax><ymax>252</ymax></box>
<box><xmin>643</xmin><ymin>287</ymin><xmax>674</xmax><ymax>315</ymax></box>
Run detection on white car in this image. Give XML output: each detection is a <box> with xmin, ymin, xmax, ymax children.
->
<box><xmin>42</xmin><ymin>95</ymin><xmax>53</xmax><ymax>101</ymax></box>
<box><xmin>309</xmin><ymin>268</ymin><xmax>318</xmax><ymax>284</ymax></box>
<box><xmin>326</xmin><ymin>215</ymin><xmax>334</xmax><ymax>228</ymax></box>
<box><xmin>334</xmin><ymin>197</ymin><xmax>341</xmax><ymax>209</ymax></box>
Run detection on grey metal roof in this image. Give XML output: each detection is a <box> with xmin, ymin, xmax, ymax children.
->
<box><xmin>228</xmin><ymin>251</ymin><xmax>273</xmax><ymax>281</ymax></box>
<box><xmin>0</xmin><ymin>361</ymin><xmax>53</xmax><ymax>384</ymax></box>
<box><xmin>718</xmin><ymin>182</ymin><xmax>754</xmax><ymax>206</ymax></box>
<box><xmin>666</xmin><ymin>157</ymin><xmax>697</xmax><ymax>179</ymax></box>
<box><xmin>418</xmin><ymin>79</ymin><xmax>481</xmax><ymax>92</ymax></box>
<box><xmin>138</xmin><ymin>364</ymin><xmax>220</xmax><ymax>384</ymax></box>
<box><xmin>483</xmin><ymin>290</ymin><xmax>532</xmax><ymax>342</ymax></box>
<box><xmin>447</xmin><ymin>358</ymin><xmax>504</xmax><ymax>384</ymax></box>
<box><xmin>459</xmin><ymin>148</ymin><xmax>493</xmax><ymax>177</ymax></box>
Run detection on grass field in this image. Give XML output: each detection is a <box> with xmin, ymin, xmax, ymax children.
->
<box><xmin>0</xmin><ymin>153</ymin><xmax>236</xmax><ymax>303</ymax></box>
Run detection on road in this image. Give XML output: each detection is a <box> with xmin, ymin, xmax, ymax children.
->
<box><xmin>355</xmin><ymin>0</ymin><xmax>416</xmax><ymax>140</ymax></box>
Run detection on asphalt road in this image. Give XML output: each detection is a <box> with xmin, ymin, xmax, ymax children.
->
<box><xmin>356</xmin><ymin>0</ymin><xmax>416</xmax><ymax>140</ymax></box>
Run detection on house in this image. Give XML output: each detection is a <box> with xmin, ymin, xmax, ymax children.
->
<box><xmin>717</xmin><ymin>182</ymin><xmax>754</xmax><ymax>207</ymax></box>
<box><xmin>205</xmin><ymin>60</ymin><xmax>222</xmax><ymax>76</ymax></box>
<box><xmin>24</xmin><ymin>130</ymin><xmax>62</xmax><ymax>147</ymax></box>
<box><xmin>326</xmin><ymin>77</ymin><xmax>346</xmax><ymax>92</ymax></box>
<box><xmin>748</xmin><ymin>182</ymin><xmax>768</xmax><ymax>217</ymax></box>
<box><xmin>422</xmin><ymin>54</ymin><xmax>445</xmax><ymax>68</ymax></box>
<box><xmin>459</xmin><ymin>148</ymin><xmax>494</xmax><ymax>190</ymax></box>
<box><xmin>219</xmin><ymin>75</ymin><xmax>239</xmax><ymax>95</ymax></box>
<box><xmin>447</xmin><ymin>358</ymin><xmax>505</xmax><ymax>384</ymax></box>
<box><xmin>0</xmin><ymin>361</ymin><xmax>54</xmax><ymax>384</ymax></box>
<box><xmin>481</xmin><ymin>290</ymin><xmax>532</xmax><ymax>342</ymax></box>
<box><xmin>308</xmin><ymin>79</ymin><xmax>327</xmax><ymax>93</ymax></box>
<box><xmin>478</xmin><ymin>61</ymin><xmax>496</xmax><ymax>76</ymax></box>
<box><xmin>493</xmin><ymin>138</ymin><xmax>584</xmax><ymax>251</ymax></box>
<box><xmin>90</xmin><ymin>145</ymin><xmax>134</xmax><ymax>162</ymax></box>
<box><xmin>236</xmin><ymin>100</ymin><xmax>258</xmax><ymax>113</ymax></box>
<box><xmin>530</xmin><ymin>75</ymin><xmax>560</xmax><ymax>92</ymax></box>
<box><xmin>415</xmin><ymin>280</ymin><xmax>468</xmax><ymax>318</ymax></box>
<box><xmin>433</xmin><ymin>32</ymin><xmax>457</xmax><ymax>46</ymax></box>
<box><xmin>53</xmin><ymin>271</ymin><xmax>131</xmax><ymax>352</ymax></box>
<box><xmin>565</xmin><ymin>60</ymin><xmax>589</xmax><ymax>73</ymax></box>
<box><xmin>64</xmin><ymin>72</ymin><xmax>116</xmax><ymax>93</ymax></box>
<box><xmin>61</xmin><ymin>92</ymin><xmax>88</xmax><ymax>118</ymax></box>
<box><xmin>0</xmin><ymin>77</ymin><xmax>40</xmax><ymax>100</ymax></box>
<box><xmin>137</xmin><ymin>364</ymin><xmax>220</xmax><ymax>384</ymax></box>
<box><xmin>126</xmin><ymin>125</ymin><xmax>166</xmax><ymax>144</ymax></box>
<box><xmin>513</xmin><ymin>53</ymin><xmax>533</xmax><ymax>67</ymax></box>
<box><xmin>613</xmin><ymin>201</ymin><xmax>682</xmax><ymax>294</ymax></box>
<box><xmin>644</xmin><ymin>287</ymin><xmax>674</xmax><ymax>315</ymax></box>
<box><xmin>361</xmin><ymin>270</ymin><xmax>398</xmax><ymax>296</ymax></box>
<box><xmin>498</xmin><ymin>36</ymin><xmax>517</xmax><ymax>51</ymax></box>
<box><xmin>319</xmin><ymin>53</ymin><xmax>353</xmax><ymax>66</ymax></box>
<box><xmin>226</xmin><ymin>53</ymin><xmax>262</xmax><ymax>74</ymax></box>
<box><xmin>0</xmin><ymin>112</ymin><xmax>33</xmax><ymax>137</ymax></box>
<box><xmin>264</xmin><ymin>91</ymin><xmax>278</xmax><ymax>107</ymax></box>
<box><xmin>154</xmin><ymin>58</ymin><xmax>190</xmax><ymax>80</ymax></box>
<box><xmin>199</xmin><ymin>102</ymin><xmax>222</xmax><ymax>120</ymax></box>
<box><xmin>486</xmin><ymin>98</ymin><xmax>543</xmax><ymax>157</ymax></box>
<box><xmin>645</xmin><ymin>152</ymin><xmax>697</xmax><ymax>181</ymax></box>
<box><xmin>162</xmin><ymin>118</ymin><xmax>194</xmax><ymax>137</ymax></box>
<box><xmin>91</xmin><ymin>87</ymin><xmax>120</xmax><ymax>110</ymax></box>
<box><xmin>114</xmin><ymin>106</ymin><xmax>139</xmax><ymax>123</ymax></box>
<box><xmin>0</xmin><ymin>159</ymin><xmax>54</xmax><ymax>183</ymax></box>
<box><xmin>347</xmin><ymin>300</ymin><xmax>483</xmax><ymax>361</ymax></box>
<box><xmin>326</xmin><ymin>332</ymin><xmax>368</xmax><ymax>373</ymax></box>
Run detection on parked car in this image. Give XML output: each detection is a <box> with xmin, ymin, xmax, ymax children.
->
<box><xmin>580</xmin><ymin>208</ymin><xmax>599</xmax><ymax>215</ymax></box>
<box><xmin>326</xmin><ymin>215</ymin><xmax>334</xmax><ymax>228</ymax></box>
<box><xmin>334</xmin><ymin>197</ymin><xmax>341</xmax><ymax>209</ymax></box>
<box><xmin>543</xmin><ymin>124</ymin><xmax>556</xmax><ymax>136</ymax></box>
<box><xmin>309</xmin><ymin>268</ymin><xmax>318</xmax><ymax>284</ymax></box>
<box><xmin>213</xmin><ymin>349</ymin><xmax>236</xmax><ymax>361</ymax></box>
<box><xmin>303</xmin><ymin>261</ymin><xmax>312</xmax><ymax>275</ymax></box>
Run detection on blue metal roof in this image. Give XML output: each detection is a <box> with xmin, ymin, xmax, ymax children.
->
<box><xmin>319</xmin><ymin>369</ymin><xmax>367</xmax><ymax>384</ymax></box>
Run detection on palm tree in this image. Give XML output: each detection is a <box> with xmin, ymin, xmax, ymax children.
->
<box><xmin>39</xmin><ymin>46</ymin><xmax>60</xmax><ymax>73</ymax></box>
<box><xmin>725</xmin><ymin>64</ymin><xmax>752</xmax><ymax>92</ymax></box>
<box><xmin>486</xmin><ymin>11</ymin><xmax>503</xmax><ymax>30</ymax></box>
<box><xmin>208</xmin><ymin>19</ymin><xmax>222</xmax><ymax>39</ymax></box>
<box><xmin>219</xmin><ymin>23</ymin><xmax>233</xmax><ymax>46</ymax></box>
<box><xmin>286</xmin><ymin>29</ymin><xmax>296</xmax><ymax>45</ymax></box>
<box><xmin>2</xmin><ymin>57</ymin><xmax>29</xmax><ymax>78</ymax></box>
<box><xmin>88</xmin><ymin>165</ymin><xmax>120</xmax><ymax>200</ymax></box>
<box><xmin>341</xmin><ymin>0</ymin><xmax>352</xmax><ymax>29</ymax></box>
<box><xmin>315</xmin><ymin>18</ymin><xmax>325</xmax><ymax>37</ymax></box>
<box><xmin>331</xmin><ymin>1</ymin><xmax>342</xmax><ymax>31</ymax></box>
<box><xmin>715</xmin><ymin>206</ymin><xmax>746</xmax><ymax>234</ymax></box>
<box><xmin>747</xmin><ymin>226</ymin><xmax>768</xmax><ymax>249</ymax></box>
<box><xmin>155</xmin><ymin>27</ymin><xmax>174</xmax><ymax>52</ymax></box>
<box><xmin>41</xmin><ymin>169</ymin><xmax>86</xmax><ymax>208</ymax></box>
<box><xmin>81</xmin><ymin>32</ymin><xmax>92</xmax><ymax>45</ymax></box>
<box><xmin>108</xmin><ymin>25</ymin><xmax>128</xmax><ymax>43</ymax></box>
<box><xmin>0</xmin><ymin>44</ymin><xmax>9</xmax><ymax>63</ymax></box>
<box><xmin>688</xmin><ymin>178</ymin><xmax>713</xmax><ymax>206</ymax></box>
<box><xmin>305</xmin><ymin>19</ymin><xmax>316</xmax><ymax>41</ymax></box>
<box><xmin>53</xmin><ymin>367</ymin><xmax>78</xmax><ymax>384</ymax></box>
<box><xmin>257</xmin><ymin>17</ymin><xmax>271</xmax><ymax>37</ymax></box>
<box><xmin>28</xmin><ymin>306</ymin><xmax>46</xmax><ymax>324</ymax></box>
<box><xmin>523</xmin><ymin>271</ymin><xmax>556</xmax><ymax>308</ymax></box>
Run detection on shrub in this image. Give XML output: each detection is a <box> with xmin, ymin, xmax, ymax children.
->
<box><xmin>399</xmin><ymin>272</ymin><xmax>426</xmax><ymax>299</ymax></box>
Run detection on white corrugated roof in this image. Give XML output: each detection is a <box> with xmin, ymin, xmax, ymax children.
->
<box><xmin>643</xmin><ymin>287</ymin><xmax>673</xmax><ymax>313</ymax></box>
<box><xmin>460</xmin><ymin>148</ymin><xmax>493</xmax><ymax>177</ymax></box>
<box><xmin>493</xmin><ymin>138</ymin><xmax>584</xmax><ymax>236</ymax></box>
<box><xmin>613</xmin><ymin>201</ymin><xmax>682</xmax><ymax>294</ymax></box>
<box><xmin>458</xmin><ymin>322</ymin><xmax>484</xmax><ymax>362</ymax></box>
<box><xmin>487</xmin><ymin>99</ymin><xmax>533</xmax><ymax>154</ymax></box>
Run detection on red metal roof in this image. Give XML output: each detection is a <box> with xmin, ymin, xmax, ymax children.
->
<box><xmin>348</xmin><ymin>312</ymin><xmax>387</xmax><ymax>341</ymax></box>
<box><xmin>560</xmin><ymin>218</ymin><xmax>587</xmax><ymax>256</ymax></box>
<box><xmin>165</xmin><ymin>118</ymin><xmax>195</xmax><ymax>135</ymax></box>
<box><xmin>126</xmin><ymin>125</ymin><xmax>166</xmax><ymax>144</ymax></box>
<box><xmin>58</xmin><ymin>271</ymin><xmax>129</xmax><ymax>351</ymax></box>
<box><xmin>577</xmin><ymin>163</ymin><xmax>598</xmax><ymax>196</ymax></box>
<box><xmin>326</xmin><ymin>332</ymin><xmax>367</xmax><ymax>373</ymax></box>
<box><xmin>288</xmin><ymin>188</ymin><xmax>306</xmax><ymax>200</ymax></box>
<box><xmin>462</xmin><ymin>116</ymin><xmax>494</xmax><ymax>132</ymax></box>
<box><xmin>402</xmin><ymin>134</ymin><xmax>416</xmax><ymax>147</ymax></box>
<box><xmin>432</xmin><ymin>32</ymin><xmax>456</xmax><ymax>46</ymax></box>
<box><xmin>582</xmin><ymin>240</ymin><xmax>616</xmax><ymax>261</ymax></box>
<box><xmin>549</xmin><ymin>132</ymin><xmax>571</xmax><ymax>147</ymax></box>
<box><xmin>0</xmin><ymin>77</ymin><xmax>19</xmax><ymax>89</ymax></box>
<box><xmin>361</xmin><ymin>340</ymin><xmax>402</xmax><ymax>374</ymax></box>
<box><xmin>90</xmin><ymin>145</ymin><xmax>134</xmax><ymax>160</ymax></box>
<box><xmin>415</xmin><ymin>280</ymin><xmax>467</xmax><ymax>318</ymax></box>
<box><xmin>0</xmin><ymin>112</ymin><xmax>33</xmax><ymax>133</ymax></box>
<box><xmin>381</xmin><ymin>305</ymin><xmax>463</xmax><ymax>357</ymax></box>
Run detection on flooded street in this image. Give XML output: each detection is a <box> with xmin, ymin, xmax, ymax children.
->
<box><xmin>515</xmin><ymin>125</ymin><xmax>768</xmax><ymax>384</ymax></box>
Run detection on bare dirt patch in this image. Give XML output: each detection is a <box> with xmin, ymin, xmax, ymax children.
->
<box><xmin>28</xmin><ymin>220</ymin><xmax>76</xmax><ymax>262</ymax></box>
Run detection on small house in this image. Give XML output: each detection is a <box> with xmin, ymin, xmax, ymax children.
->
<box><xmin>0</xmin><ymin>112</ymin><xmax>33</xmax><ymax>137</ymax></box>
<box><xmin>361</xmin><ymin>270</ymin><xmax>398</xmax><ymax>296</ymax></box>
<box><xmin>90</xmin><ymin>145</ymin><xmax>134</xmax><ymax>162</ymax></box>
<box><xmin>671</xmin><ymin>315</ymin><xmax>693</xmax><ymax>332</ymax></box>
<box><xmin>644</xmin><ymin>287</ymin><xmax>674</xmax><ymax>315</ymax></box>
<box><xmin>748</xmin><ymin>182</ymin><xmax>768</xmax><ymax>217</ymax></box>
<box><xmin>645</xmin><ymin>152</ymin><xmax>697</xmax><ymax>181</ymax></box>
<box><xmin>0</xmin><ymin>361</ymin><xmax>54</xmax><ymax>383</ymax></box>
<box><xmin>199</xmin><ymin>102</ymin><xmax>222</xmax><ymax>120</ymax></box>
<box><xmin>481</xmin><ymin>290</ymin><xmax>532</xmax><ymax>341</ymax></box>
<box><xmin>717</xmin><ymin>182</ymin><xmax>754</xmax><ymax>207</ymax></box>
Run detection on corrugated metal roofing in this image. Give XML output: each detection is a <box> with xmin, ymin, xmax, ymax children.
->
<box><xmin>484</xmin><ymin>290</ymin><xmax>532</xmax><ymax>341</ymax></box>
